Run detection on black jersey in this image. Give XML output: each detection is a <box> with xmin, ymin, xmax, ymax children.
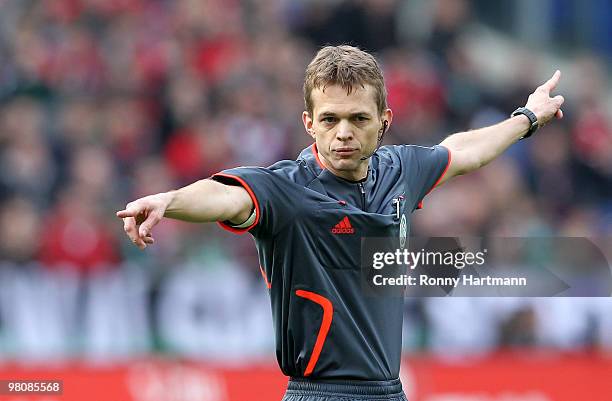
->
<box><xmin>212</xmin><ymin>143</ymin><xmax>450</xmax><ymax>380</ymax></box>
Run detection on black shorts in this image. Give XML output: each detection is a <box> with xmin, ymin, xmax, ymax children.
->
<box><xmin>281</xmin><ymin>377</ymin><xmax>408</xmax><ymax>401</ymax></box>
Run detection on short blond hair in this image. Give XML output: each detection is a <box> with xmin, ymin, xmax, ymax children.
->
<box><xmin>303</xmin><ymin>45</ymin><xmax>388</xmax><ymax>116</ymax></box>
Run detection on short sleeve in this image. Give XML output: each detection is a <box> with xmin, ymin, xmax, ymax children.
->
<box><xmin>211</xmin><ymin>167</ymin><xmax>299</xmax><ymax>237</ymax></box>
<box><xmin>398</xmin><ymin>145</ymin><xmax>451</xmax><ymax>211</ymax></box>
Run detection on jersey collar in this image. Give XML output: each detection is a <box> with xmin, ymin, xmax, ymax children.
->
<box><xmin>298</xmin><ymin>143</ymin><xmax>327</xmax><ymax>176</ymax></box>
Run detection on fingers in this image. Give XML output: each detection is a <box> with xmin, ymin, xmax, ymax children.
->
<box><xmin>552</xmin><ymin>94</ymin><xmax>564</xmax><ymax>120</ymax></box>
<box><xmin>118</xmin><ymin>201</ymin><xmax>157</xmax><ymax>250</ymax></box>
<box><xmin>116</xmin><ymin>202</ymin><xmax>143</xmax><ymax>219</ymax></box>
<box><xmin>122</xmin><ymin>216</ymin><xmax>136</xmax><ymax>239</ymax></box>
<box><xmin>143</xmin><ymin>233</ymin><xmax>155</xmax><ymax>245</ymax></box>
<box><xmin>138</xmin><ymin>211</ymin><xmax>162</xmax><ymax>238</ymax></box>
<box><xmin>116</xmin><ymin>209</ymin><xmax>132</xmax><ymax>218</ymax></box>
<box><xmin>540</xmin><ymin>70</ymin><xmax>561</xmax><ymax>93</ymax></box>
<box><xmin>123</xmin><ymin>216</ymin><xmax>147</xmax><ymax>250</ymax></box>
<box><xmin>528</xmin><ymin>71</ymin><xmax>564</xmax><ymax>125</ymax></box>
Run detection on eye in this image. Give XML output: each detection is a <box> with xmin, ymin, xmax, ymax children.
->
<box><xmin>355</xmin><ymin>115</ymin><xmax>369</xmax><ymax>122</ymax></box>
<box><xmin>321</xmin><ymin>116</ymin><xmax>336</xmax><ymax>124</ymax></box>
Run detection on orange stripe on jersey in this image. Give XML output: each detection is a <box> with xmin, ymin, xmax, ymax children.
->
<box><xmin>295</xmin><ymin>290</ymin><xmax>334</xmax><ymax>376</ymax></box>
<box><xmin>259</xmin><ymin>265</ymin><xmax>271</xmax><ymax>289</ymax></box>
<box><xmin>311</xmin><ymin>143</ymin><xmax>326</xmax><ymax>170</ymax></box>
<box><xmin>212</xmin><ymin>172</ymin><xmax>260</xmax><ymax>234</ymax></box>
<box><xmin>418</xmin><ymin>146</ymin><xmax>452</xmax><ymax>210</ymax></box>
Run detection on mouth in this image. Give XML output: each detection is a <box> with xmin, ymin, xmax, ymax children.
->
<box><xmin>333</xmin><ymin>148</ymin><xmax>358</xmax><ymax>157</ymax></box>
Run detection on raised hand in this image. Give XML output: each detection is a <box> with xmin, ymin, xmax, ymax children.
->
<box><xmin>525</xmin><ymin>70</ymin><xmax>565</xmax><ymax>126</ymax></box>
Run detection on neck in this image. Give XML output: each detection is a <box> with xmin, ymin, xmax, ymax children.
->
<box><xmin>318</xmin><ymin>151</ymin><xmax>369</xmax><ymax>182</ymax></box>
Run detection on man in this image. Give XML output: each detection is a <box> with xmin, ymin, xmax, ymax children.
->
<box><xmin>117</xmin><ymin>46</ymin><xmax>564</xmax><ymax>400</ymax></box>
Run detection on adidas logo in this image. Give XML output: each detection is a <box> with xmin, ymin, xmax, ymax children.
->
<box><xmin>331</xmin><ymin>216</ymin><xmax>355</xmax><ymax>234</ymax></box>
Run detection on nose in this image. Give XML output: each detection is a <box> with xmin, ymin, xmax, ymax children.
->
<box><xmin>335</xmin><ymin>120</ymin><xmax>353</xmax><ymax>141</ymax></box>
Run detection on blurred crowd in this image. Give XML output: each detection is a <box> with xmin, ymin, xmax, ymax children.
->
<box><xmin>0</xmin><ymin>0</ymin><xmax>611</xmax><ymax>360</ymax></box>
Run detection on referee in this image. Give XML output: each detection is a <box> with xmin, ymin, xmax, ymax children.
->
<box><xmin>117</xmin><ymin>46</ymin><xmax>564</xmax><ymax>401</ymax></box>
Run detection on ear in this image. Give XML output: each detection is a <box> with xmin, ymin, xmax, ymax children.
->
<box><xmin>302</xmin><ymin>111</ymin><xmax>315</xmax><ymax>139</ymax></box>
<box><xmin>381</xmin><ymin>108</ymin><xmax>393</xmax><ymax>133</ymax></box>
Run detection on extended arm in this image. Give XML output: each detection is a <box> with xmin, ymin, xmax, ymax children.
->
<box><xmin>117</xmin><ymin>179</ymin><xmax>253</xmax><ymax>250</ymax></box>
<box><xmin>438</xmin><ymin>70</ymin><xmax>565</xmax><ymax>185</ymax></box>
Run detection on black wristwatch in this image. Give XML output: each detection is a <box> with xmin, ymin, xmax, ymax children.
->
<box><xmin>511</xmin><ymin>107</ymin><xmax>539</xmax><ymax>139</ymax></box>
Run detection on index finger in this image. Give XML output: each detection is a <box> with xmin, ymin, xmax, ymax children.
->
<box><xmin>116</xmin><ymin>204</ymin><xmax>141</xmax><ymax>218</ymax></box>
<box><xmin>542</xmin><ymin>70</ymin><xmax>561</xmax><ymax>92</ymax></box>
<box><xmin>116</xmin><ymin>209</ymin><xmax>132</xmax><ymax>218</ymax></box>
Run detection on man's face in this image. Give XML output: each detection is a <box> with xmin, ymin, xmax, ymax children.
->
<box><xmin>303</xmin><ymin>84</ymin><xmax>392</xmax><ymax>181</ymax></box>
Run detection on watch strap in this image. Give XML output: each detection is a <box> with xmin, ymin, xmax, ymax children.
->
<box><xmin>511</xmin><ymin>107</ymin><xmax>539</xmax><ymax>139</ymax></box>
